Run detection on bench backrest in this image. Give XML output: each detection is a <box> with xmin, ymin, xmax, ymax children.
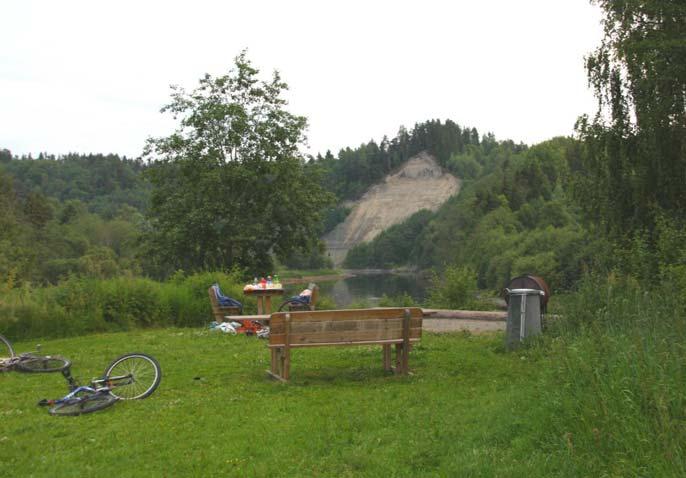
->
<box><xmin>268</xmin><ymin>307</ymin><xmax>423</xmax><ymax>348</ymax></box>
<box><xmin>208</xmin><ymin>286</ymin><xmax>241</xmax><ymax>322</ymax></box>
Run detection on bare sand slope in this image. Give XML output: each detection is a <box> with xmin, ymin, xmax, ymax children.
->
<box><xmin>324</xmin><ymin>152</ymin><xmax>460</xmax><ymax>265</ymax></box>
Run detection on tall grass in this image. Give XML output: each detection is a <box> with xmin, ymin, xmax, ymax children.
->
<box><xmin>0</xmin><ymin>271</ymin><xmax>250</xmax><ymax>341</ymax></box>
<box><xmin>531</xmin><ymin>274</ymin><xmax>686</xmax><ymax>475</ymax></box>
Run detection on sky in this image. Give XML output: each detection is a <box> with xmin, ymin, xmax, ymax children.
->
<box><xmin>0</xmin><ymin>0</ymin><xmax>604</xmax><ymax>159</ymax></box>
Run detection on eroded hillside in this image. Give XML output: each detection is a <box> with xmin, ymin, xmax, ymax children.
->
<box><xmin>324</xmin><ymin>152</ymin><xmax>460</xmax><ymax>265</ymax></box>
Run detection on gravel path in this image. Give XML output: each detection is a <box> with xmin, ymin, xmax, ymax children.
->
<box><xmin>423</xmin><ymin>318</ymin><xmax>505</xmax><ymax>334</ymax></box>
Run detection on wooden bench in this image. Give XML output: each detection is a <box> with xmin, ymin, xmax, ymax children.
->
<box><xmin>208</xmin><ymin>286</ymin><xmax>241</xmax><ymax>322</ymax></box>
<box><xmin>266</xmin><ymin>307</ymin><xmax>423</xmax><ymax>382</ymax></box>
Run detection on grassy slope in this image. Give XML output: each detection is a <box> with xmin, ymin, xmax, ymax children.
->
<box><xmin>1</xmin><ymin>329</ymin><xmax>556</xmax><ymax>478</ymax></box>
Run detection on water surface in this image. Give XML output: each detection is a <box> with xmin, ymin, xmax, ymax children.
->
<box><xmin>315</xmin><ymin>272</ymin><xmax>429</xmax><ymax>308</ymax></box>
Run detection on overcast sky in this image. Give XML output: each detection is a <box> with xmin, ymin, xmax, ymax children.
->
<box><xmin>1</xmin><ymin>0</ymin><xmax>603</xmax><ymax>159</ymax></box>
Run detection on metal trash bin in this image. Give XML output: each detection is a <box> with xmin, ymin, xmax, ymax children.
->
<box><xmin>505</xmin><ymin>288</ymin><xmax>545</xmax><ymax>349</ymax></box>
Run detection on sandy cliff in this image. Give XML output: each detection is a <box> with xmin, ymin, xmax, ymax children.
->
<box><xmin>324</xmin><ymin>152</ymin><xmax>460</xmax><ymax>265</ymax></box>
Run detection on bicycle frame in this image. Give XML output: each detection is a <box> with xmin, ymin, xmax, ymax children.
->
<box><xmin>61</xmin><ymin>366</ymin><xmax>133</xmax><ymax>392</ymax></box>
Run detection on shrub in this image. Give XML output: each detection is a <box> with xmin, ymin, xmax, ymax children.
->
<box><xmin>0</xmin><ymin>271</ymin><xmax>246</xmax><ymax>341</ymax></box>
<box><xmin>427</xmin><ymin>265</ymin><xmax>478</xmax><ymax>309</ymax></box>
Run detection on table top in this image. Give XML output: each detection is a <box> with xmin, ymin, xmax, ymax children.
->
<box><xmin>242</xmin><ymin>288</ymin><xmax>285</xmax><ymax>296</ymax></box>
<box><xmin>224</xmin><ymin>314</ymin><xmax>270</xmax><ymax>321</ymax></box>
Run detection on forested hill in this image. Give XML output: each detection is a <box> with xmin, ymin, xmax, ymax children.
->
<box><xmin>0</xmin><ymin>151</ymin><xmax>151</xmax><ymax>284</ymax></box>
<box><xmin>324</xmin><ymin>152</ymin><xmax>460</xmax><ymax>266</ymax></box>
<box><xmin>308</xmin><ymin>119</ymin><xmax>523</xmax><ymax>237</ymax></box>
<box><xmin>0</xmin><ymin>151</ymin><xmax>150</xmax><ymax>218</ymax></box>
<box><xmin>343</xmin><ymin>136</ymin><xmax>590</xmax><ymax>291</ymax></box>
<box><xmin>310</xmin><ymin>119</ymin><xmax>502</xmax><ymax>203</ymax></box>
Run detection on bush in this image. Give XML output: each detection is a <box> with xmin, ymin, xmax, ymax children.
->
<box><xmin>378</xmin><ymin>293</ymin><xmax>416</xmax><ymax>307</ymax></box>
<box><xmin>427</xmin><ymin>265</ymin><xmax>478</xmax><ymax>309</ymax></box>
<box><xmin>0</xmin><ymin>270</ymin><xmax>247</xmax><ymax>341</ymax></box>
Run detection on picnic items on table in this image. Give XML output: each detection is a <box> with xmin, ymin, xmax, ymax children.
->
<box><xmin>243</xmin><ymin>275</ymin><xmax>283</xmax><ymax>292</ymax></box>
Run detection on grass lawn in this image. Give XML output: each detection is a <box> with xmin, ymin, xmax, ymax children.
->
<box><xmin>1</xmin><ymin>329</ymin><xmax>556</xmax><ymax>477</ymax></box>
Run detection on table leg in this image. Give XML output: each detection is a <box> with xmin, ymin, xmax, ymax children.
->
<box><xmin>265</xmin><ymin>295</ymin><xmax>272</xmax><ymax>314</ymax></box>
<box><xmin>256</xmin><ymin>297</ymin><xmax>264</xmax><ymax>315</ymax></box>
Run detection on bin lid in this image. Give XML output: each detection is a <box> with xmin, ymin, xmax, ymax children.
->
<box><xmin>504</xmin><ymin>274</ymin><xmax>550</xmax><ymax>306</ymax></box>
<box><xmin>507</xmin><ymin>288</ymin><xmax>545</xmax><ymax>296</ymax></box>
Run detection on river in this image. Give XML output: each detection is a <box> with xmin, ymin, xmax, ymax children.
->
<box><xmin>315</xmin><ymin>272</ymin><xmax>430</xmax><ymax>308</ymax></box>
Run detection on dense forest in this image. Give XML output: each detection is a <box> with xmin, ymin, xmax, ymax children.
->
<box><xmin>0</xmin><ymin>153</ymin><xmax>149</xmax><ymax>285</ymax></box>
<box><xmin>342</xmin><ymin>135</ymin><xmax>589</xmax><ymax>290</ymax></box>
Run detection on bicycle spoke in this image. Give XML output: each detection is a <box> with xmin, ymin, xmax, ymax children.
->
<box><xmin>105</xmin><ymin>353</ymin><xmax>161</xmax><ymax>400</ymax></box>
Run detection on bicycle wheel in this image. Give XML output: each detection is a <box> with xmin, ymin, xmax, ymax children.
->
<box><xmin>49</xmin><ymin>393</ymin><xmax>117</xmax><ymax>416</ymax></box>
<box><xmin>16</xmin><ymin>354</ymin><xmax>71</xmax><ymax>373</ymax></box>
<box><xmin>0</xmin><ymin>334</ymin><xmax>15</xmax><ymax>359</ymax></box>
<box><xmin>104</xmin><ymin>353</ymin><xmax>161</xmax><ymax>400</ymax></box>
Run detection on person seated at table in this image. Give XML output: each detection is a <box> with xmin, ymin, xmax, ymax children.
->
<box><xmin>277</xmin><ymin>287</ymin><xmax>312</xmax><ymax>310</ymax></box>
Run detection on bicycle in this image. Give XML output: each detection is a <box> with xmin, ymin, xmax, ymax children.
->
<box><xmin>39</xmin><ymin>352</ymin><xmax>162</xmax><ymax>416</ymax></box>
<box><xmin>0</xmin><ymin>333</ymin><xmax>71</xmax><ymax>373</ymax></box>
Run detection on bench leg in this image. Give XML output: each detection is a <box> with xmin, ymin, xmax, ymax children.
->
<box><xmin>394</xmin><ymin>344</ymin><xmax>410</xmax><ymax>375</ymax></box>
<box><xmin>271</xmin><ymin>348</ymin><xmax>279</xmax><ymax>376</ymax></box>
<box><xmin>395</xmin><ymin>344</ymin><xmax>402</xmax><ymax>373</ymax></box>
<box><xmin>382</xmin><ymin>344</ymin><xmax>392</xmax><ymax>371</ymax></box>
<box><xmin>267</xmin><ymin>348</ymin><xmax>288</xmax><ymax>382</ymax></box>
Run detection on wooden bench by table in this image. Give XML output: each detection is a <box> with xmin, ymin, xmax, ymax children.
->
<box><xmin>208</xmin><ymin>286</ymin><xmax>241</xmax><ymax>322</ymax></box>
<box><xmin>266</xmin><ymin>307</ymin><xmax>423</xmax><ymax>382</ymax></box>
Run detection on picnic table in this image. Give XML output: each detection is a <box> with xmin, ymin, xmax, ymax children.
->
<box><xmin>242</xmin><ymin>287</ymin><xmax>285</xmax><ymax>315</ymax></box>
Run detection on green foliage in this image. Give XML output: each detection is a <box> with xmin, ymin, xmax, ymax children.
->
<box><xmin>0</xmin><ymin>271</ymin><xmax>246</xmax><ymax>340</ymax></box>
<box><xmin>531</xmin><ymin>274</ymin><xmax>686</xmax><ymax>475</ymax></box>
<box><xmin>574</xmin><ymin>0</ymin><xmax>686</xmax><ymax>250</ymax></box>
<box><xmin>351</xmin><ymin>137</ymin><xmax>590</xmax><ymax>291</ymax></box>
<box><xmin>144</xmin><ymin>51</ymin><xmax>332</xmax><ymax>277</ymax></box>
<box><xmin>321</xmin><ymin>204</ymin><xmax>351</xmax><ymax>234</ymax></box>
<box><xmin>279</xmin><ymin>240</ymin><xmax>333</xmax><ymax>270</ymax></box>
<box><xmin>377</xmin><ymin>292</ymin><xmax>416</xmax><ymax>307</ymax></box>
<box><xmin>1</xmin><ymin>153</ymin><xmax>149</xmax><ymax>218</ymax></box>
<box><xmin>0</xmin><ymin>165</ymin><xmax>147</xmax><ymax>286</ymax></box>
<box><xmin>343</xmin><ymin>210</ymin><xmax>432</xmax><ymax>269</ymax></box>
<box><xmin>427</xmin><ymin>265</ymin><xmax>478</xmax><ymax>309</ymax></box>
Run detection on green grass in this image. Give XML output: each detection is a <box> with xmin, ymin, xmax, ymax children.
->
<box><xmin>1</xmin><ymin>329</ymin><xmax>559</xmax><ymax>477</ymax></box>
<box><xmin>3</xmin><ymin>280</ymin><xmax>684</xmax><ymax>478</ymax></box>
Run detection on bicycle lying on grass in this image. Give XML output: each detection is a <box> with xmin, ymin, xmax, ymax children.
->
<box><xmin>39</xmin><ymin>353</ymin><xmax>162</xmax><ymax>416</ymax></box>
<box><xmin>0</xmin><ymin>333</ymin><xmax>71</xmax><ymax>373</ymax></box>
